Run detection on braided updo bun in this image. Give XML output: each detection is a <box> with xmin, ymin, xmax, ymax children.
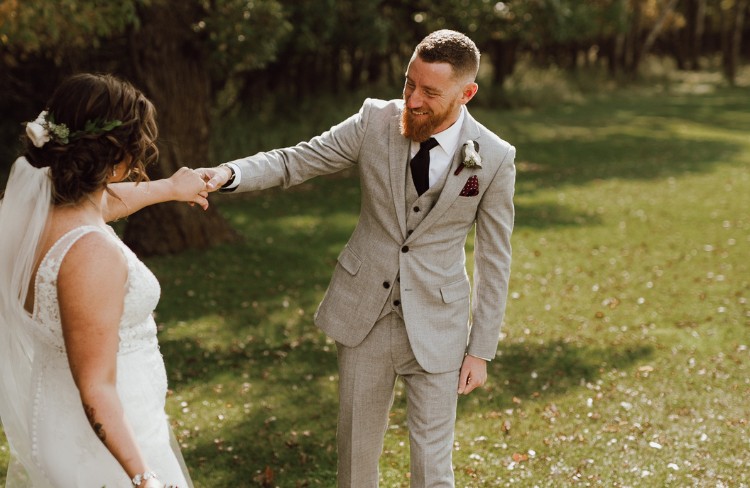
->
<box><xmin>23</xmin><ymin>73</ymin><xmax>158</xmax><ymax>205</ymax></box>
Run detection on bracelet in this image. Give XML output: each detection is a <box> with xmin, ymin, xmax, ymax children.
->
<box><xmin>132</xmin><ymin>471</ymin><xmax>158</xmax><ymax>486</ymax></box>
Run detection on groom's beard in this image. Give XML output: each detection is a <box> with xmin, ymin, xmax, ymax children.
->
<box><xmin>400</xmin><ymin>100</ymin><xmax>457</xmax><ymax>143</ymax></box>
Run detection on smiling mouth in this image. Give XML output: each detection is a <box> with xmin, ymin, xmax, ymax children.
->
<box><xmin>411</xmin><ymin>110</ymin><xmax>430</xmax><ymax>116</ymax></box>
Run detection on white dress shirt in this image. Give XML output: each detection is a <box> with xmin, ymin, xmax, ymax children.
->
<box><xmin>409</xmin><ymin>105</ymin><xmax>466</xmax><ymax>189</ymax></box>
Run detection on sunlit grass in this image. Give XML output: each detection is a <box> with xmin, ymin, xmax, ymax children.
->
<box><xmin>1</xmin><ymin>73</ymin><xmax>749</xmax><ymax>486</ymax></box>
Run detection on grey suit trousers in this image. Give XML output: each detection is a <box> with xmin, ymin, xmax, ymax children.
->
<box><xmin>336</xmin><ymin>312</ymin><xmax>459</xmax><ymax>487</ymax></box>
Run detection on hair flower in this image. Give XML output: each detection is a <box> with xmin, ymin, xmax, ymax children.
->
<box><xmin>25</xmin><ymin>110</ymin><xmax>119</xmax><ymax>148</ymax></box>
<box><xmin>26</xmin><ymin>111</ymin><xmax>51</xmax><ymax>148</ymax></box>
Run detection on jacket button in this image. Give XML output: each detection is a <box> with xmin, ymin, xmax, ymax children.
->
<box><xmin>407</xmin><ymin>230</ymin><xmax>413</xmax><ymax>235</ymax></box>
<box><xmin>383</xmin><ymin>281</ymin><xmax>390</xmax><ymax>289</ymax></box>
<box><xmin>401</xmin><ymin>245</ymin><xmax>409</xmax><ymax>253</ymax></box>
<box><xmin>393</xmin><ymin>299</ymin><xmax>401</xmax><ymax>306</ymax></box>
<box><xmin>413</xmin><ymin>206</ymin><xmax>420</xmax><ymax>212</ymax></box>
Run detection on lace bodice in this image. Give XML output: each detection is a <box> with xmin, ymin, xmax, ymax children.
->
<box><xmin>31</xmin><ymin>225</ymin><xmax>161</xmax><ymax>355</ymax></box>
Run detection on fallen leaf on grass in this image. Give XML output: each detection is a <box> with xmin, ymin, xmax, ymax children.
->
<box><xmin>254</xmin><ymin>465</ymin><xmax>274</xmax><ymax>487</ymax></box>
<box><xmin>512</xmin><ymin>452</ymin><xmax>529</xmax><ymax>462</ymax></box>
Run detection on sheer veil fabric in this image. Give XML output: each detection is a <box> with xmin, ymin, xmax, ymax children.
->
<box><xmin>0</xmin><ymin>157</ymin><xmax>53</xmax><ymax>486</ymax></box>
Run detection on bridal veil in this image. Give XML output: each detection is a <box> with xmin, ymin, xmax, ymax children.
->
<box><xmin>0</xmin><ymin>157</ymin><xmax>53</xmax><ymax>486</ymax></box>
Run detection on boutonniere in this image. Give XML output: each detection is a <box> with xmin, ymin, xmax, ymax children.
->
<box><xmin>454</xmin><ymin>140</ymin><xmax>482</xmax><ymax>175</ymax></box>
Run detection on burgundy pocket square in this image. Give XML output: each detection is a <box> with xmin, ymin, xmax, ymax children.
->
<box><xmin>459</xmin><ymin>175</ymin><xmax>479</xmax><ymax>197</ymax></box>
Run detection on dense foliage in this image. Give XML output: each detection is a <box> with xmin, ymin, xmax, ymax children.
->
<box><xmin>1</xmin><ymin>0</ymin><xmax>748</xmax><ymax>253</ymax></box>
<box><xmin>2</xmin><ymin>0</ymin><xmax>748</xmax><ymax>112</ymax></box>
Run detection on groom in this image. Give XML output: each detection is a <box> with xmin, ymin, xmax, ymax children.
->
<box><xmin>201</xmin><ymin>30</ymin><xmax>515</xmax><ymax>487</ymax></box>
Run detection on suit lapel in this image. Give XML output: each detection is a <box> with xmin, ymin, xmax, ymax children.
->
<box><xmin>389</xmin><ymin>114</ymin><xmax>410</xmax><ymax>238</ymax></box>
<box><xmin>406</xmin><ymin>112</ymin><xmax>482</xmax><ymax>242</ymax></box>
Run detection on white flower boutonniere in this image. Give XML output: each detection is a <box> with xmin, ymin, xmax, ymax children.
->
<box><xmin>463</xmin><ymin>140</ymin><xmax>482</xmax><ymax>168</ymax></box>
<box><xmin>455</xmin><ymin>140</ymin><xmax>482</xmax><ymax>175</ymax></box>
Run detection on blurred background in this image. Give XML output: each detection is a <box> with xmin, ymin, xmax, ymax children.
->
<box><xmin>1</xmin><ymin>0</ymin><xmax>748</xmax><ymax>255</ymax></box>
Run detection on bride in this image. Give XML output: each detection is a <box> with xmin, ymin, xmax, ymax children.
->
<box><xmin>0</xmin><ymin>73</ymin><xmax>208</xmax><ymax>487</ymax></box>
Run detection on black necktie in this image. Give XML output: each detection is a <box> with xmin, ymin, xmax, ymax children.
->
<box><xmin>410</xmin><ymin>137</ymin><xmax>439</xmax><ymax>196</ymax></box>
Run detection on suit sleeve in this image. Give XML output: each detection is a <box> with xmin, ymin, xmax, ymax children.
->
<box><xmin>466</xmin><ymin>144</ymin><xmax>516</xmax><ymax>360</ymax></box>
<box><xmin>227</xmin><ymin>101</ymin><xmax>373</xmax><ymax>192</ymax></box>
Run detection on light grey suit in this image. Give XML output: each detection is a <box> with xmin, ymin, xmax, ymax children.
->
<box><xmin>228</xmin><ymin>98</ymin><xmax>515</xmax><ymax>486</ymax></box>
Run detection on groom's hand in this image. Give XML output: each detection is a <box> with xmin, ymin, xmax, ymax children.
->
<box><xmin>197</xmin><ymin>165</ymin><xmax>233</xmax><ymax>192</ymax></box>
<box><xmin>458</xmin><ymin>355</ymin><xmax>487</xmax><ymax>395</ymax></box>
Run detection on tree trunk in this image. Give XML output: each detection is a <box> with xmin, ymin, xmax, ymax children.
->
<box><xmin>686</xmin><ymin>0</ymin><xmax>706</xmax><ymax>70</ymax></box>
<box><xmin>722</xmin><ymin>0</ymin><xmax>749</xmax><ymax>85</ymax></box>
<box><xmin>124</xmin><ymin>2</ymin><xmax>239</xmax><ymax>256</ymax></box>
<box><xmin>631</xmin><ymin>0</ymin><xmax>680</xmax><ymax>77</ymax></box>
<box><xmin>488</xmin><ymin>38</ymin><xmax>518</xmax><ymax>88</ymax></box>
<box><xmin>624</xmin><ymin>0</ymin><xmax>642</xmax><ymax>75</ymax></box>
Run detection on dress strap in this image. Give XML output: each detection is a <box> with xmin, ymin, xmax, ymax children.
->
<box><xmin>38</xmin><ymin>226</ymin><xmax>107</xmax><ymax>276</ymax></box>
<box><xmin>33</xmin><ymin>226</ymin><xmax>110</xmax><ymax>318</ymax></box>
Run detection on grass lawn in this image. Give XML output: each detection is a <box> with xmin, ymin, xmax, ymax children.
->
<box><xmin>1</xmin><ymin>71</ymin><xmax>749</xmax><ymax>486</ymax></box>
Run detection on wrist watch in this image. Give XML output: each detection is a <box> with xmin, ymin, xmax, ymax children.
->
<box><xmin>220</xmin><ymin>164</ymin><xmax>236</xmax><ymax>188</ymax></box>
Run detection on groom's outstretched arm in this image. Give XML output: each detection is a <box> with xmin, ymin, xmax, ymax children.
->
<box><xmin>199</xmin><ymin>99</ymin><xmax>378</xmax><ymax>194</ymax></box>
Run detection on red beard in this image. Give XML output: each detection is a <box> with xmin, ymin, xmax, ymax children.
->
<box><xmin>399</xmin><ymin>101</ymin><xmax>458</xmax><ymax>143</ymax></box>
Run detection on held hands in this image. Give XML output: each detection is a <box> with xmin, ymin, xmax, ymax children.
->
<box><xmin>458</xmin><ymin>355</ymin><xmax>488</xmax><ymax>395</ymax></box>
<box><xmin>168</xmin><ymin>167</ymin><xmax>210</xmax><ymax>210</ymax></box>
<box><xmin>195</xmin><ymin>165</ymin><xmax>232</xmax><ymax>192</ymax></box>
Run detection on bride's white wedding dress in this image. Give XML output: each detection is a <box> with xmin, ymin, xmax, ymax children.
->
<box><xmin>16</xmin><ymin>224</ymin><xmax>192</xmax><ymax>487</ymax></box>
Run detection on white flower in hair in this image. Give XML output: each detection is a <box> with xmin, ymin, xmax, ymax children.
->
<box><xmin>26</xmin><ymin>111</ymin><xmax>50</xmax><ymax>148</ymax></box>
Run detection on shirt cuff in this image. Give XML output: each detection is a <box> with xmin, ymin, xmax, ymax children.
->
<box><xmin>220</xmin><ymin>162</ymin><xmax>241</xmax><ymax>192</ymax></box>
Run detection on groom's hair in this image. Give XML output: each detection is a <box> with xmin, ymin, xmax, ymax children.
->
<box><xmin>414</xmin><ymin>30</ymin><xmax>480</xmax><ymax>81</ymax></box>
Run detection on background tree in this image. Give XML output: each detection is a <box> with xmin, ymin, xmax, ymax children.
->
<box><xmin>0</xmin><ymin>0</ymin><xmax>290</xmax><ymax>255</ymax></box>
<box><xmin>2</xmin><ymin>0</ymin><xmax>749</xmax><ymax>255</ymax></box>
<box><xmin>721</xmin><ymin>0</ymin><xmax>749</xmax><ymax>85</ymax></box>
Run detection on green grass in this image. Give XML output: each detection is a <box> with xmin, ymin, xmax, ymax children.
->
<box><xmin>2</xmin><ymin>70</ymin><xmax>749</xmax><ymax>486</ymax></box>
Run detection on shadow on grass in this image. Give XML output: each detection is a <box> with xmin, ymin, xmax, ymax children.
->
<box><xmin>458</xmin><ymin>339</ymin><xmax>654</xmax><ymax>414</ymax></box>
<box><xmin>165</xmin><ymin>339</ymin><xmax>653</xmax><ymax>487</ymax></box>
<box><xmin>159</xmin><ymin>329</ymin><xmax>337</xmax><ymax>389</ymax></box>
<box><xmin>186</xmin><ymin>404</ymin><xmax>338</xmax><ymax>487</ymax></box>
<box><xmin>481</xmin><ymin>88</ymin><xmax>750</xmax><ymax>193</ymax></box>
<box><xmin>514</xmin><ymin>201</ymin><xmax>602</xmax><ymax>228</ymax></box>
<box><xmin>160</xmin><ymin>334</ymin><xmax>340</xmax><ymax>486</ymax></box>
<box><xmin>161</xmin><ymin>329</ymin><xmax>652</xmax><ymax>487</ymax></box>
<box><xmin>513</xmin><ymin>133</ymin><xmax>739</xmax><ymax>191</ymax></box>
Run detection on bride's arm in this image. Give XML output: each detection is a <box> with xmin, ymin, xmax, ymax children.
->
<box><xmin>103</xmin><ymin>167</ymin><xmax>209</xmax><ymax>222</ymax></box>
<box><xmin>58</xmin><ymin>232</ymin><xmax>162</xmax><ymax>487</ymax></box>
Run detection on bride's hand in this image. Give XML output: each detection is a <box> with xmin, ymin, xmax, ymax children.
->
<box><xmin>167</xmin><ymin>167</ymin><xmax>209</xmax><ymax>210</ymax></box>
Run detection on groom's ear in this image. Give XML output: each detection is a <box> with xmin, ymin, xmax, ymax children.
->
<box><xmin>460</xmin><ymin>82</ymin><xmax>478</xmax><ymax>104</ymax></box>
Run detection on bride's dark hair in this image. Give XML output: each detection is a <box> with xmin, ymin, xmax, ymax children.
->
<box><xmin>23</xmin><ymin>73</ymin><xmax>158</xmax><ymax>205</ymax></box>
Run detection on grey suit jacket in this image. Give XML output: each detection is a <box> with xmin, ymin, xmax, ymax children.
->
<box><xmin>228</xmin><ymin>98</ymin><xmax>516</xmax><ymax>373</ymax></box>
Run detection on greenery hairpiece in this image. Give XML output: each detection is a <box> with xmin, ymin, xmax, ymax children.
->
<box><xmin>25</xmin><ymin>110</ymin><xmax>123</xmax><ymax>148</ymax></box>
